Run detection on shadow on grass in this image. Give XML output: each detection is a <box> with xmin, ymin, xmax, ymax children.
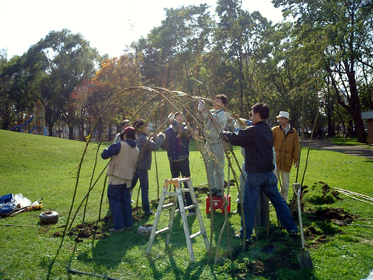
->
<box><xmin>80</xmin><ymin>233</ymin><xmax>130</xmax><ymax>268</ymax></box>
<box><xmin>203</xmin><ymin>210</ymin><xmax>318</xmax><ymax>279</ymax></box>
<box><xmin>146</xmin><ymin>248</ymin><xmax>214</xmax><ymax>280</ymax></box>
<box><xmin>143</xmin><ymin>211</ymin><xmax>217</xmax><ymax>279</ymax></box>
<box><xmin>0</xmin><ymin>270</ymin><xmax>10</xmax><ymax>280</ymax></box>
<box><xmin>45</xmin><ymin>230</ymin><xmax>69</xmax><ymax>280</ymax></box>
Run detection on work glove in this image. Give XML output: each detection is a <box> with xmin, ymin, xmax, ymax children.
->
<box><xmin>198</xmin><ymin>100</ymin><xmax>206</xmax><ymax>112</ymax></box>
<box><xmin>234</xmin><ymin>118</ymin><xmax>247</xmax><ymax>132</ymax></box>
<box><xmin>234</xmin><ymin>118</ymin><xmax>245</xmax><ymax>130</ymax></box>
<box><xmin>177</xmin><ymin>92</ymin><xmax>187</xmax><ymax>97</ymax></box>
<box><xmin>168</xmin><ymin>113</ymin><xmax>175</xmax><ymax>123</ymax></box>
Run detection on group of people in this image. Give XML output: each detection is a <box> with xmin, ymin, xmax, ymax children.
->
<box><xmin>101</xmin><ymin>95</ymin><xmax>301</xmax><ymax>246</ymax></box>
<box><xmin>101</xmin><ymin>113</ymin><xmax>197</xmax><ymax>232</ymax></box>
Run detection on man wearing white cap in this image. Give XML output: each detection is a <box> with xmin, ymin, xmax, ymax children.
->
<box><xmin>272</xmin><ymin>111</ymin><xmax>300</xmax><ymax>201</ymax></box>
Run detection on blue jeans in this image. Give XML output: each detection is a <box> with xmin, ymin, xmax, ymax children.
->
<box><xmin>239</xmin><ymin>167</ymin><xmax>267</xmax><ymax>226</ymax></box>
<box><xmin>107</xmin><ymin>184</ymin><xmax>132</xmax><ymax>229</ymax></box>
<box><xmin>130</xmin><ymin>169</ymin><xmax>150</xmax><ymax>214</ymax></box>
<box><xmin>241</xmin><ymin>171</ymin><xmax>297</xmax><ymax>239</ymax></box>
<box><xmin>256</xmin><ymin>190</ymin><xmax>268</xmax><ymax>227</ymax></box>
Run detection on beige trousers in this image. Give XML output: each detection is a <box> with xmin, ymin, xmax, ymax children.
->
<box><xmin>274</xmin><ymin>169</ymin><xmax>290</xmax><ymax>201</ymax></box>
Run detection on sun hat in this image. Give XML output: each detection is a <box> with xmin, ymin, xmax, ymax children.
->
<box><xmin>276</xmin><ymin>111</ymin><xmax>290</xmax><ymax>119</ymax></box>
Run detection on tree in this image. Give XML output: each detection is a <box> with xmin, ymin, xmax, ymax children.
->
<box><xmin>273</xmin><ymin>0</ymin><xmax>373</xmax><ymax>142</ymax></box>
<box><xmin>24</xmin><ymin>29</ymin><xmax>100</xmax><ymax>139</ymax></box>
<box><xmin>88</xmin><ymin>54</ymin><xmax>143</xmax><ymax>139</ymax></box>
<box><xmin>214</xmin><ymin>0</ymin><xmax>273</xmax><ymax>116</ymax></box>
<box><xmin>0</xmin><ymin>53</ymin><xmax>34</xmax><ymax>130</ymax></box>
<box><xmin>0</xmin><ymin>52</ymin><xmax>15</xmax><ymax>129</ymax></box>
<box><xmin>134</xmin><ymin>4</ymin><xmax>214</xmax><ymax>93</ymax></box>
<box><xmin>254</xmin><ymin>21</ymin><xmax>324</xmax><ymax>129</ymax></box>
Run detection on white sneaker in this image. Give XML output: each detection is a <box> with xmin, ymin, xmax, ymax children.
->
<box><xmin>108</xmin><ymin>228</ymin><xmax>124</xmax><ymax>233</ymax></box>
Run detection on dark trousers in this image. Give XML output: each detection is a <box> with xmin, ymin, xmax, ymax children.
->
<box><xmin>241</xmin><ymin>171</ymin><xmax>297</xmax><ymax>239</ymax></box>
<box><xmin>107</xmin><ymin>184</ymin><xmax>132</xmax><ymax>229</ymax></box>
<box><xmin>170</xmin><ymin>158</ymin><xmax>195</xmax><ymax>213</ymax></box>
<box><xmin>130</xmin><ymin>169</ymin><xmax>151</xmax><ymax>214</ymax></box>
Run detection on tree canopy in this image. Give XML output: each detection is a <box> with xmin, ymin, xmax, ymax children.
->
<box><xmin>1</xmin><ymin>1</ymin><xmax>372</xmax><ymax>142</ymax></box>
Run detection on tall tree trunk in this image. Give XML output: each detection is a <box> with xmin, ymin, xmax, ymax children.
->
<box><xmin>69</xmin><ymin>126</ymin><xmax>74</xmax><ymax>140</ymax></box>
<box><xmin>331</xmin><ymin>71</ymin><xmax>367</xmax><ymax>143</ymax></box>
<box><xmin>48</xmin><ymin>125</ymin><xmax>53</xmax><ymax>137</ymax></box>
<box><xmin>348</xmin><ymin>72</ymin><xmax>367</xmax><ymax>143</ymax></box>
<box><xmin>80</xmin><ymin>123</ymin><xmax>84</xmax><ymax>140</ymax></box>
<box><xmin>327</xmin><ymin>118</ymin><xmax>334</xmax><ymax>137</ymax></box>
<box><xmin>352</xmin><ymin>112</ymin><xmax>367</xmax><ymax>143</ymax></box>
<box><xmin>239</xmin><ymin>55</ymin><xmax>243</xmax><ymax>116</ymax></box>
<box><xmin>108</xmin><ymin>123</ymin><xmax>112</xmax><ymax>141</ymax></box>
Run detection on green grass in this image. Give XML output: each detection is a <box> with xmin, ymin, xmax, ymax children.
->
<box><xmin>329</xmin><ymin>136</ymin><xmax>373</xmax><ymax>149</ymax></box>
<box><xmin>330</xmin><ymin>136</ymin><xmax>360</xmax><ymax>146</ymax></box>
<box><xmin>0</xmin><ymin>129</ymin><xmax>373</xmax><ymax>279</ymax></box>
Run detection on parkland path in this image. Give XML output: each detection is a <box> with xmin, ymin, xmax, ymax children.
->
<box><xmin>301</xmin><ymin>138</ymin><xmax>373</xmax><ymax>160</ymax></box>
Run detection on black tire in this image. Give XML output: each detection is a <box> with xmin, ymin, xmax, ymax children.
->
<box><xmin>39</xmin><ymin>211</ymin><xmax>59</xmax><ymax>224</ymax></box>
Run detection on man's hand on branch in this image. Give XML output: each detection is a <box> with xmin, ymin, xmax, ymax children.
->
<box><xmin>168</xmin><ymin>113</ymin><xmax>175</xmax><ymax>123</ymax></box>
<box><xmin>198</xmin><ymin>100</ymin><xmax>206</xmax><ymax>112</ymax></box>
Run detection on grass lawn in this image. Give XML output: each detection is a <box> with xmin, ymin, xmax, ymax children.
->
<box><xmin>330</xmin><ymin>136</ymin><xmax>373</xmax><ymax>149</ymax></box>
<box><xmin>0</xmin><ymin>129</ymin><xmax>372</xmax><ymax>279</ymax></box>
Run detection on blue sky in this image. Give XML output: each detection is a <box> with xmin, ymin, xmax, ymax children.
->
<box><xmin>0</xmin><ymin>0</ymin><xmax>283</xmax><ymax>59</ymax></box>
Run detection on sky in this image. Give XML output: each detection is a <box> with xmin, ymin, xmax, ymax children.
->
<box><xmin>0</xmin><ymin>0</ymin><xmax>283</xmax><ymax>59</ymax></box>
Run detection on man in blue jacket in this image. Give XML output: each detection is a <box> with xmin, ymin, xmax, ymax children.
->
<box><xmin>163</xmin><ymin>112</ymin><xmax>195</xmax><ymax>216</ymax></box>
<box><xmin>221</xmin><ymin>103</ymin><xmax>297</xmax><ymax>247</ymax></box>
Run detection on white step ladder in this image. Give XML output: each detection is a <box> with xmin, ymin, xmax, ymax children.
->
<box><xmin>145</xmin><ymin>177</ymin><xmax>210</xmax><ymax>262</ymax></box>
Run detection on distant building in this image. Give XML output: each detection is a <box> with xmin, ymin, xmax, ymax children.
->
<box><xmin>362</xmin><ymin>111</ymin><xmax>373</xmax><ymax>144</ymax></box>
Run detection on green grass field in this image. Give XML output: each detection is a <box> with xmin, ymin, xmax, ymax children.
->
<box><xmin>0</xmin><ymin>129</ymin><xmax>372</xmax><ymax>279</ymax></box>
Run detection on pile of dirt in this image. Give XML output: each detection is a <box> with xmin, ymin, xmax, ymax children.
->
<box><xmin>229</xmin><ymin>242</ymin><xmax>300</xmax><ymax>279</ymax></box>
<box><xmin>319</xmin><ymin>182</ymin><xmax>341</xmax><ymax>199</ymax></box>
<box><xmin>51</xmin><ymin>222</ymin><xmax>110</xmax><ymax>241</ymax></box>
<box><xmin>307</xmin><ymin>207</ymin><xmax>357</xmax><ymax>224</ymax></box>
<box><xmin>303</xmin><ymin>181</ymin><xmax>342</xmax><ymax>205</ymax></box>
<box><xmin>67</xmin><ymin>223</ymin><xmax>110</xmax><ymax>241</ymax></box>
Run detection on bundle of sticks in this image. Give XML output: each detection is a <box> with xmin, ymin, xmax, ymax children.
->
<box><xmin>334</xmin><ymin>188</ymin><xmax>373</xmax><ymax>205</ymax></box>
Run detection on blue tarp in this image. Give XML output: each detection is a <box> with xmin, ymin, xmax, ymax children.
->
<box><xmin>0</xmin><ymin>193</ymin><xmax>16</xmax><ymax>217</ymax></box>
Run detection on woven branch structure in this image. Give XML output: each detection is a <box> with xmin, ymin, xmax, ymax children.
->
<box><xmin>63</xmin><ymin>86</ymin><xmax>249</xmax><ymax>261</ymax></box>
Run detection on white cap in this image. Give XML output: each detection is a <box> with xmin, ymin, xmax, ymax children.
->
<box><xmin>276</xmin><ymin>111</ymin><xmax>289</xmax><ymax>119</ymax></box>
